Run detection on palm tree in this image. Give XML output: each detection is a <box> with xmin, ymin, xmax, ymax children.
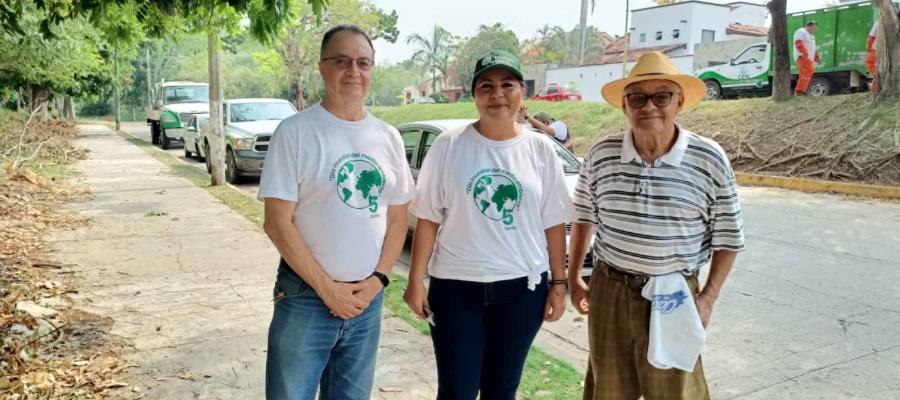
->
<box><xmin>407</xmin><ymin>25</ymin><xmax>457</xmax><ymax>93</ymax></box>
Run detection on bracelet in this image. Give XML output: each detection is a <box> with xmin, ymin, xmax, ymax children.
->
<box><xmin>549</xmin><ymin>279</ymin><xmax>567</xmax><ymax>286</ymax></box>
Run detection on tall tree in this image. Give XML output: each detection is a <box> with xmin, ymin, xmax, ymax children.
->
<box><xmin>767</xmin><ymin>0</ymin><xmax>791</xmax><ymax>101</ymax></box>
<box><xmin>96</xmin><ymin>1</ymin><xmax>145</xmax><ymax>130</ymax></box>
<box><xmin>453</xmin><ymin>23</ymin><xmax>520</xmax><ymax>92</ymax></box>
<box><xmin>407</xmin><ymin>25</ymin><xmax>457</xmax><ymax>94</ymax></box>
<box><xmin>873</xmin><ymin>0</ymin><xmax>900</xmax><ymax>100</ymax></box>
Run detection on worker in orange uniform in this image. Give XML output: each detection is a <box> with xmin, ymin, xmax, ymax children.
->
<box><xmin>865</xmin><ymin>19</ymin><xmax>880</xmax><ymax>92</ymax></box>
<box><xmin>793</xmin><ymin>21</ymin><xmax>820</xmax><ymax>96</ymax></box>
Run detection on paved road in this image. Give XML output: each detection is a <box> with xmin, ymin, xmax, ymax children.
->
<box><xmin>118</xmin><ymin>121</ymin><xmax>900</xmax><ymax>398</ymax></box>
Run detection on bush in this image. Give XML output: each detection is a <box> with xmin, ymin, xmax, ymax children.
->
<box><xmin>457</xmin><ymin>93</ymin><xmax>474</xmax><ymax>102</ymax></box>
<box><xmin>429</xmin><ymin>93</ymin><xmax>448</xmax><ymax>104</ymax></box>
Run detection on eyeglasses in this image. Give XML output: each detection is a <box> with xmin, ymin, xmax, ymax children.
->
<box><xmin>623</xmin><ymin>92</ymin><xmax>680</xmax><ymax>109</ymax></box>
<box><xmin>320</xmin><ymin>56</ymin><xmax>374</xmax><ymax>71</ymax></box>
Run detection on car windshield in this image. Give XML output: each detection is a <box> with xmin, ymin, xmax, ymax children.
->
<box><xmin>164</xmin><ymin>86</ymin><xmax>208</xmax><ymax>104</ymax></box>
<box><xmin>552</xmin><ymin>142</ymin><xmax>581</xmax><ymax>174</ymax></box>
<box><xmin>230</xmin><ymin>102</ymin><xmax>296</xmax><ymax>123</ymax></box>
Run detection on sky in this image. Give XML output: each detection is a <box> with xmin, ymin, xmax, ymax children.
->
<box><xmin>367</xmin><ymin>0</ymin><xmax>833</xmax><ymax>64</ymax></box>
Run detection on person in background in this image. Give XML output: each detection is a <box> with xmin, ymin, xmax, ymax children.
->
<box><xmin>525</xmin><ymin>111</ymin><xmax>573</xmax><ymax>151</ymax></box>
<box><xmin>793</xmin><ymin>21</ymin><xmax>820</xmax><ymax>96</ymax></box>
<box><xmin>866</xmin><ymin>18</ymin><xmax>880</xmax><ymax>92</ymax></box>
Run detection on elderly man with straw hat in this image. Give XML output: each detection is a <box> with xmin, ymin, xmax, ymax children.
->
<box><xmin>566</xmin><ymin>52</ymin><xmax>745</xmax><ymax>399</ymax></box>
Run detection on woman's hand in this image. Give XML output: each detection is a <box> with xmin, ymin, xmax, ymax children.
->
<box><xmin>404</xmin><ymin>278</ymin><xmax>430</xmax><ymax>320</ymax></box>
<box><xmin>543</xmin><ymin>284</ymin><xmax>567</xmax><ymax>322</ymax></box>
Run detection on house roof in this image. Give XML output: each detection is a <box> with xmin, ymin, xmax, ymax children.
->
<box><xmin>726</xmin><ymin>23</ymin><xmax>768</xmax><ymax>37</ymax></box>
<box><xmin>634</xmin><ymin>0</ymin><xmax>765</xmax><ymax>12</ymax></box>
<box><xmin>593</xmin><ymin>43</ymin><xmax>687</xmax><ymax>66</ymax></box>
<box><xmin>603</xmin><ymin>34</ymin><xmax>630</xmax><ymax>54</ymax></box>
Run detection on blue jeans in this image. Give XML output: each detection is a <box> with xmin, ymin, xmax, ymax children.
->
<box><xmin>265</xmin><ymin>266</ymin><xmax>383</xmax><ymax>400</ymax></box>
<box><xmin>428</xmin><ymin>272</ymin><xmax>548</xmax><ymax>400</ymax></box>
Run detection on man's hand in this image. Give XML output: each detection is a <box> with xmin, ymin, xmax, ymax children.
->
<box><xmin>403</xmin><ymin>279</ymin><xmax>429</xmax><ymax>320</ymax></box>
<box><xmin>353</xmin><ymin>277</ymin><xmax>384</xmax><ymax>306</ymax></box>
<box><xmin>544</xmin><ymin>284</ymin><xmax>567</xmax><ymax>321</ymax></box>
<box><xmin>695</xmin><ymin>292</ymin><xmax>715</xmax><ymax>328</ymax></box>
<box><xmin>322</xmin><ymin>282</ymin><xmax>367</xmax><ymax>320</ymax></box>
<box><xmin>569</xmin><ymin>276</ymin><xmax>590</xmax><ymax>315</ymax></box>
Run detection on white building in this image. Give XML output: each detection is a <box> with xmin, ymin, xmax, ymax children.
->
<box><xmin>546</xmin><ymin>0</ymin><xmax>768</xmax><ymax>103</ymax></box>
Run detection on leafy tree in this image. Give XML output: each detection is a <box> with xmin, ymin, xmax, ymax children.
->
<box><xmin>525</xmin><ymin>24</ymin><xmax>611</xmax><ymax>66</ymax></box>
<box><xmin>368</xmin><ymin>60</ymin><xmax>425</xmax><ymax>106</ymax></box>
<box><xmin>407</xmin><ymin>25</ymin><xmax>458</xmax><ymax>94</ymax></box>
<box><xmin>453</xmin><ymin>23</ymin><xmax>520</xmax><ymax>92</ymax></box>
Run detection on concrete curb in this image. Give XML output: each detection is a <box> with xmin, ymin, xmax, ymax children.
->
<box><xmin>736</xmin><ymin>172</ymin><xmax>900</xmax><ymax>200</ymax></box>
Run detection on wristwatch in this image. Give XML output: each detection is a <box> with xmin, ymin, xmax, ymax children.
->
<box><xmin>370</xmin><ymin>271</ymin><xmax>390</xmax><ymax>288</ymax></box>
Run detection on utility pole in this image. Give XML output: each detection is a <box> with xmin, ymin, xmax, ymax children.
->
<box><xmin>578</xmin><ymin>0</ymin><xmax>589</xmax><ymax>65</ymax></box>
<box><xmin>114</xmin><ymin>48</ymin><xmax>121</xmax><ymax>131</ymax></box>
<box><xmin>146</xmin><ymin>47</ymin><xmax>152</xmax><ymax>111</ymax></box>
<box><xmin>622</xmin><ymin>0</ymin><xmax>631</xmax><ymax>77</ymax></box>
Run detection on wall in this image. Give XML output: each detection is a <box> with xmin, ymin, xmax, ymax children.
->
<box><xmin>728</xmin><ymin>3</ymin><xmax>768</xmax><ymax>27</ymax></box>
<box><xmin>686</xmin><ymin>3</ymin><xmax>732</xmax><ymax>55</ymax></box>
<box><xmin>523</xmin><ymin>63</ymin><xmax>554</xmax><ymax>97</ymax></box>
<box><xmin>545</xmin><ymin>55</ymin><xmax>694</xmax><ymax>103</ymax></box>
<box><xmin>692</xmin><ymin>37</ymin><xmax>767</xmax><ymax>70</ymax></box>
<box><xmin>631</xmin><ymin>3</ymin><xmax>693</xmax><ymax>49</ymax></box>
<box><xmin>631</xmin><ymin>2</ymin><xmax>768</xmax><ymax>56</ymax></box>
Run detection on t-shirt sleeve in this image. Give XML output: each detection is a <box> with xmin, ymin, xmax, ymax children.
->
<box><xmin>550</xmin><ymin>121</ymin><xmax>568</xmax><ymax>141</ymax></box>
<box><xmin>410</xmin><ymin>137</ymin><xmax>447</xmax><ymax>224</ymax></box>
<box><xmin>710</xmin><ymin>152</ymin><xmax>746</xmax><ymax>252</ymax></box>
<box><xmin>258</xmin><ymin>121</ymin><xmax>300</xmax><ymax>202</ymax></box>
<box><xmin>540</xmin><ymin>141</ymin><xmax>575</xmax><ymax>229</ymax></box>
<box><xmin>387</xmin><ymin>128</ymin><xmax>416</xmax><ymax>205</ymax></box>
<box><xmin>573</xmin><ymin>147</ymin><xmax>599</xmax><ymax>226</ymax></box>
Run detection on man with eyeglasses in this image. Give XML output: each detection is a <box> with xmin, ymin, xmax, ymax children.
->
<box><xmin>567</xmin><ymin>52</ymin><xmax>745</xmax><ymax>399</ymax></box>
<box><xmin>259</xmin><ymin>24</ymin><xmax>414</xmax><ymax>399</ymax></box>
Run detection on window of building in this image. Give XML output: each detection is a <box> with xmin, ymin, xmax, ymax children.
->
<box><xmin>639</xmin><ymin>33</ymin><xmax>646</xmax><ymax>42</ymax></box>
<box><xmin>701</xmin><ymin>29</ymin><xmax>715</xmax><ymax>43</ymax></box>
<box><xmin>673</xmin><ymin>29</ymin><xmax>680</xmax><ymax>39</ymax></box>
<box><xmin>656</xmin><ymin>31</ymin><xmax>663</xmax><ymax>41</ymax></box>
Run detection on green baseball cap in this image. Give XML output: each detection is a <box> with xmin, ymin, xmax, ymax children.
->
<box><xmin>471</xmin><ymin>50</ymin><xmax>524</xmax><ymax>93</ymax></box>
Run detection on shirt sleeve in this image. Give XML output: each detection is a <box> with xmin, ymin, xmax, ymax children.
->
<box><xmin>540</xmin><ymin>142</ymin><xmax>575</xmax><ymax>229</ymax></box>
<box><xmin>709</xmin><ymin>156</ymin><xmax>746</xmax><ymax>252</ymax></box>
<box><xmin>386</xmin><ymin>128</ymin><xmax>416</xmax><ymax>205</ymax></box>
<box><xmin>410</xmin><ymin>137</ymin><xmax>447</xmax><ymax>224</ymax></box>
<box><xmin>573</xmin><ymin>147</ymin><xmax>599</xmax><ymax>226</ymax></box>
<box><xmin>550</xmin><ymin>121</ymin><xmax>568</xmax><ymax>141</ymax></box>
<box><xmin>258</xmin><ymin>121</ymin><xmax>301</xmax><ymax>202</ymax></box>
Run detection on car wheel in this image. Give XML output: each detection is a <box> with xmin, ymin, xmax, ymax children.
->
<box><xmin>225</xmin><ymin>149</ymin><xmax>240</xmax><ymax>184</ymax></box>
<box><xmin>195</xmin><ymin>142</ymin><xmax>204</xmax><ymax>161</ymax></box>
<box><xmin>184</xmin><ymin>141</ymin><xmax>192</xmax><ymax>158</ymax></box>
<box><xmin>161</xmin><ymin>128</ymin><xmax>171</xmax><ymax>150</ymax></box>
<box><xmin>204</xmin><ymin>142</ymin><xmax>212</xmax><ymax>173</ymax></box>
<box><xmin>151</xmin><ymin>121</ymin><xmax>160</xmax><ymax>145</ymax></box>
<box><xmin>704</xmin><ymin>80</ymin><xmax>722</xmax><ymax>100</ymax></box>
<box><xmin>808</xmin><ymin>76</ymin><xmax>832</xmax><ymax>97</ymax></box>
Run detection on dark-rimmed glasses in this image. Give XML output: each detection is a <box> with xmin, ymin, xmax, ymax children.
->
<box><xmin>624</xmin><ymin>92</ymin><xmax>680</xmax><ymax>109</ymax></box>
<box><xmin>320</xmin><ymin>56</ymin><xmax>374</xmax><ymax>71</ymax></box>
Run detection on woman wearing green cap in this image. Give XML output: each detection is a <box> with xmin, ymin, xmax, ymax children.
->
<box><xmin>404</xmin><ymin>49</ymin><xmax>574</xmax><ymax>399</ymax></box>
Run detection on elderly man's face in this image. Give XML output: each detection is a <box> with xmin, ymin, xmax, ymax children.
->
<box><xmin>318</xmin><ymin>31</ymin><xmax>374</xmax><ymax>104</ymax></box>
<box><xmin>622</xmin><ymin>79</ymin><xmax>683</xmax><ymax>134</ymax></box>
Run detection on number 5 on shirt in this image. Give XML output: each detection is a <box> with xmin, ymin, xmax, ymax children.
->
<box><xmin>502</xmin><ymin>208</ymin><xmax>513</xmax><ymax>226</ymax></box>
<box><xmin>369</xmin><ymin>197</ymin><xmax>378</xmax><ymax>214</ymax></box>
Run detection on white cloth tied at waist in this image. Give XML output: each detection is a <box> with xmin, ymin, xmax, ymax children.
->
<box><xmin>526</xmin><ymin>270</ymin><xmax>543</xmax><ymax>291</ymax></box>
<box><xmin>640</xmin><ymin>272</ymin><xmax>706</xmax><ymax>372</ymax></box>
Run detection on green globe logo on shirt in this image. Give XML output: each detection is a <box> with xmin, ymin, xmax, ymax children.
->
<box><xmin>331</xmin><ymin>153</ymin><xmax>386</xmax><ymax>214</ymax></box>
<box><xmin>467</xmin><ymin>168</ymin><xmax>523</xmax><ymax>226</ymax></box>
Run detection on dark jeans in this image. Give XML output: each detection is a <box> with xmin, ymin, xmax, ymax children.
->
<box><xmin>428</xmin><ymin>272</ymin><xmax>548</xmax><ymax>400</ymax></box>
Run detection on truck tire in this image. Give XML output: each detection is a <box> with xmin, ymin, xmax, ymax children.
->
<box><xmin>161</xmin><ymin>128</ymin><xmax>171</xmax><ymax>150</ymax></box>
<box><xmin>151</xmin><ymin>121</ymin><xmax>160</xmax><ymax>145</ymax></box>
<box><xmin>225</xmin><ymin>149</ymin><xmax>241</xmax><ymax>184</ymax></box>
<box><xmin>704</xmin><ymin>80</ymin><xmax>722</xmax><ymax>100</ymax></box>
<box><xmin>204</xmin><ymin>142</ymin><xmax>212</xmax><ymax>173</ymax></box>
<box><xmin>184</xmin><ymin>142</ymin><xmax>192</xmax><ymax>158</ymax></box>
<box><xmin>808</xmin><ymin>77</ymin><xmax>832</xmax><ymax>97</ymax></box>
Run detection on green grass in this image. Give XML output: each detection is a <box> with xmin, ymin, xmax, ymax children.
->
<box><xmin>121</xmin><ymin>129</ymin><xmax>585</xmax><ymax>398</ymax></box>
<box><xmin>384</xmin><ymin>273</ymin><xmax>584</xmax><ymax>399</ymax></box>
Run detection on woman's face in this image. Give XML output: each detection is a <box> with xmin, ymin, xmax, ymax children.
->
<box><xmin>473</xmin><ymin>69</ymin><xmax>524</xmax><ymax>122</ymax></box>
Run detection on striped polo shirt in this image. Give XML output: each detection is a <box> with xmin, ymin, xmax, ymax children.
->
<box><xmin>573</xmin><ymin>126</ymin><xmax>745</xmax><ymax>276</ymax></box>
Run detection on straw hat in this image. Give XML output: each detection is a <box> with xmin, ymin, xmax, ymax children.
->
<box><xmin>601</xmin><ymin>51</ymin><xmax>706</xmax><ymax>110</ymax></box>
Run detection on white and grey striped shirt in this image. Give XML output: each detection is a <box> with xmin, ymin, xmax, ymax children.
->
<box><xmin>574</xmin><ymin>126</ymin><xmax>745</xmax><ymax>276</ymax></box>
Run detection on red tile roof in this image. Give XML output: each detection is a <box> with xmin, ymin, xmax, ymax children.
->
<box><xmin>726</xmin><ymin>23</ymin><xmax>768</xmax><ymax>37</ymax></box>
<box><xmin>594</xmin><ymin>43</ymin><xmax>687</xmax><ymax>65</ymax></box>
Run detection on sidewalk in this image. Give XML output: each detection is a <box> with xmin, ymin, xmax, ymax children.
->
<box><xmin>48</xmin><ymin>124</ymin><xmax>437</xmax><ymax>399</ymax></box>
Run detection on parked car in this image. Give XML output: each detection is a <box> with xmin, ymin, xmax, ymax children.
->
<box><xmin>411</xmin><ymin>96</ymin><xmax>436</xmax><ymax>104</ymax></box>
<box><xmin>201</xmin><ymin>98</ymin><xmax>297</xmax><ymax>183</ymax></box>
<box><xmin>531</xmin><ymin>84</ymin><xmax>582</xmax><ymax>101</ymax></box>
<box><xmin>146</xmin><ymin>81</ymin><xmax>209</xmax><ymax>150</ymax></box>
<box><xmin>183</xmin><ymin>113</ymin><xmax>209</xmax><ymax>160</ymax></box>
<box><xmin>396</xmin><ymin>119</ymin><xmax>594</xmax><ymax>279</ymax></box>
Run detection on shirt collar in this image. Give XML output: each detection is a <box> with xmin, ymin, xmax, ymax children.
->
<box><xmin>620</xmin><ymin>125</ymin><xmax>690</xmax><ymax>167</ymax></box>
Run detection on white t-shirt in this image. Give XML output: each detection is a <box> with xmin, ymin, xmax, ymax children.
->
<box><xmin>550</xmin><ymin>121</ymin><xmax>568</xmax><ymax>142</ymax></box>
<box><xmin>258</xmin><ymin>104</ymin><xmax>415</xmax><ymax>282</ymax></box>
<box><xmin>793</xmin><ymin>28</ymin><xmax>817</xmax><ymax>60</ymax></box>
<box><xmin>412</xmin><ymin>124</ymin><xmax>575</xmax><ymax>289</ymax></box>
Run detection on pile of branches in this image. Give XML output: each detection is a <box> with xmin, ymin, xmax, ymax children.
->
<box><xmin>703</xmin><ymin>97</ymin><xmax>900</xmax><ymax>185</ymax></box>
<box><xmin>1</xmin><ymin>105</ymin><xmax>87</xmax><ymax>186</ymax></box>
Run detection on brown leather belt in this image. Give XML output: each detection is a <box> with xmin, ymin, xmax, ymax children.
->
<box><xmin>598</xmin><ymin>261</ymin><xmax>650</xmax><ymax>290</ymax></box>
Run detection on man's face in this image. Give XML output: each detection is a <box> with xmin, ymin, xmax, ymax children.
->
<box><xmin>318</xmin><ymin>31</ymin><xmax>374</xmax><ymax>103</ymax></box>
<box><xmin>622</xmin><ymin>79</ymin><xmax>683</xmax><ymax>134</ymax></box>
<box><xmin>473</xmin><ymin>69</ymin><xmax>524</xmax><ymax>121</ymax></box>
<box><xmin>807</xmin><ymin>24</ymin><xmax>817</xmax><ymax>34</ymax></box>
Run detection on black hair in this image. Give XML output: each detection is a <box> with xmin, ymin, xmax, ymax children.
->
<box><xmin>320</xmin><ymin>24</ymin><xmax>375</xmax><ymax>58</ymax></box>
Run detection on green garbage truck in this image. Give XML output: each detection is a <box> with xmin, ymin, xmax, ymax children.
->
<box><xmin>695</xmin><ymin>1</ymin><xmax>876</xmax><ymax>99</ymax></box>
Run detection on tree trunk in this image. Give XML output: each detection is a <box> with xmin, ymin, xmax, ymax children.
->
<box><xmin>208</xmin><ymin>29</ymin><xmax>226</xmax><ymax>186</ymax></box>
<box><xmin>768</xmin><ymin>0</ymin><xmax>791</xmax><ymax>101</ymax></box>
<box><xmin>114</xmin><ymin>48</ymin><xmax>121</xmax><ymax>131</ymax></box>
<box><xmin>874</xmin><ymin>0</ymin><xmax>900</xmax><ymax>100</ymax></box>
<box><xmin>294</xmin><ymin>75</ymin><xmax>305</xmax><ymax>110</ymax></box>
<box><xmin>146</xmin><ymin>47</ymin><xmax>153</xmax><ymax>113</ymax></box>
<box><xmin>16</xmin><ymin>88</ymin><xmax>22</xmax><ymax>112</ymax></box>
<box><xmin>578</xmin><ymin>0</ymin><xmax>589</xmax><ymax>65</ymax></box>
<box><xmin>63</xmin><ymin>97</ymin><xmax>74</xmax><ymax>119</ymax></box>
